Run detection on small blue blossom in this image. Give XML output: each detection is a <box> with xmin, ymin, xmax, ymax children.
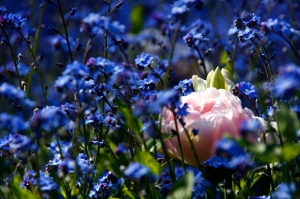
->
<box><xmin>171</xmin><ymin>0</ymin><xmax>204</xmax><ymax>15</ymax></box>
<box><xmin>0</xmin><ymin>113</ymin><xmax>29</xmax><ymax>134</ymax></box>
<box><xmin>135</xmin><ymin>52</ymin><xmax>154</xmax><ymax>70</ymax></box>
<box><xmin>76</xmin><ymin>153</ymin><xmax>93</xmax><ymax>174</ymax></box>
<box><xmin>1</xmin><ymin>13</ymin><xmax>27</xmax><ymax>28</ymax></box>
<box><xmin>48</xmin><ymin>140</ymin><xmax>72</xmax><ymax>159</ymax></box>
<box><xmin>174</xmin><ymin>79</ymin><xmax>194</xmax><ymax>96</ymax></box>
<box><xmin>124</xmin><ymin>162</ymin><xmax>153</xmax><ymax>180</ymax></box>
<box><xmin>203</xmin><ymin>156</ymin><xmax>229</xmax><ymax>168</ymax></box>
<box><xmin>271</xmin><ymin>183</ymin><xmax>296</xmax><ymax>199</ymax></box>
<box><xmin>214</xmin><ymin>138</ymin><xmax>245</xmax><ymax>157</ymax></box>
<box><xmin>0</xmin><ymin>82</ymin><xmax>35</xmax><ymax>108</ymax></box>
<box><xmin>31</xmin><ymin>106</ymin><xmax>74</xmax><ymax>139</ymax></box>
<box><xmin>0</xmin><ymin>134</ymin><xmax>36</xmax><ymax>157</ymax></box>
<box><xmin>236</xmin><ymin>82</ymin><xmax>257</xmax><ymax>98</ymax></box>
<box><xmin>192</xmin><ymin>172</ymin><xmax>206</xmax><ymax>199</ymax></box>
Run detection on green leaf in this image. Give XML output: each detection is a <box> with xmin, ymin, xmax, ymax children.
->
<box><xmin>192</xmin><ymin>75</ymin><xmax>206</xmax><ymax>92</ymax></box>
<box><xmin>115</xmin><ymin>99</ymin><xmax>142</xmax><ymax>135</ymax></box>
<box><xmin>210</xmin><ymin>67</ymin><xmax>226</xmax><ymax>89</ymax></box>
<box><xmin>167</xmin><ymin>171</ymin><xmax>194</xmax><ymax>199</ymax></box>
<box><xmin>134</xmin><ymin>151</ymin><xmax>161</xmax><ymax>175</ymax></box>
<box><xmin>276</xmin><ymin>104</ymin><xmax>299</xmax><ymax>139</ymax></box>
<box><xmin>130</xmin><ymin>5</ymin><xmax>144</xmax><ymax>34</ymax></box>
<box><xmin>206</xmin><ymin>70</ymin><xmax>214</xmax><ymax>88</ymax></box>
<box><xmin>219</xmin><ymin>50</ymin><xmax>233</xmax><ymax>74</ymax></box>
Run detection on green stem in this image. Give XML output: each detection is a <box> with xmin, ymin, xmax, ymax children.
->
<box><xmin>16</xmin><ymin>29</ymin><xmax>48</xmax><ymax>105</ymax></box>
<box><xmin>0</xmin><ymin>27</ymin><xmax>22</xmax><ymax>88</ymax></box>
<box><xmin>163</xmin><ymin>18</ymin><xmax>182</xmax><ymax>90</ymax></box>
<box><xmin>172</xmin><ymin>110</ymin><xmax>186</xmax><ymax>173</ymax></box>
<box><xmin>27</xmin><ymin>2</ymin><xmax>46</xmax><ymax>97</ymax></box>
<box><xmin>57</xmin><ymin>0</ymin><xmax>74</xmax><ymax>62</ymax></box>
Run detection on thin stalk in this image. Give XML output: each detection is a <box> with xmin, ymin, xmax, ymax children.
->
<box><xmin>27</xmin><ymin>2</ymin><xmax>46</xmax><ymax>97</ymax></box>
<box><xmin>163</xmin><ymin>18</ymin><xmax>182</xmax><ymax>90</ymax></box>
<box><xmin>171</xmin><ymin>110</ymin><xmax>186</xmax><ymax>173</ymax></box>
<box><xmin>57</xmin><ymin>0</ymin><xmax>74</xmax><ymax>62</ymax></box>
<box><xmin>261</xmin><ymin>42</ymin><xmax>274</xmax><ymax>81</ymax></box>
<box><xmin>194</xmin><ymin>45</ymin><xmax>208</xmax><ymax>76</ymax></box>
<box><xmin>83</xmin><ymin>38</ymin><xmax>92</xmax><ymax>64</ymax></box>
<box><xmin>0</xmin><ymin>27</ymin><xmax>22</xmax><ymax>88</ymax></box>
<box><xmin>278</xmin><ymin>33</ymin><xmax>300</xmax><ymax>62</ymax></box>
<box><xmin>16</xmin><ymin>29</ymin><xmax>48</xmax><ymax>105</ymax></box>
<box><xmin>238</xmin><ymin>89</ymin><xmax>260</xmax><ymax>116</ymax></box>
<box><xmin>262</xmin><ymin>132</ymin><xmax>275</xmax><ymax>191</ymax></box>
<box><xmin>250</xmin><ymin>39</ymin><xmax>270</xmax><ymax>81</ymax></box>
<box><xmin>0</xmin><ymin>189</ymin><xmax>6</xmax><ymax>199</ymax></box>
<box><xmin>151</xmin><ymin>117</ymin><xmax>176</xmax><ymax>182</ymax></box>
<box><xmin>181</xmin><ymin>123</ymin><xmax>203</xmax><ymax>171</ymax></box>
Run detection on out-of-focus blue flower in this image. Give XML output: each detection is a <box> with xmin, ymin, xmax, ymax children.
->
<box><xmin>89</xmin><ymin>171</ymin><xmax>121</xmax><ymax>198</ymax></box>
<box><xmin>1</xmin><ymin>13</ymin><xmax>27</xmax><ymax>28</ymax></box>
<box><xmin>0</xmin><ymin>113</ymin><xmax>29</xmax><ymax>134</ymax></box>
<box><xmin>240</xmin><ymin>118</ymin><xmax>265</xmax><ymax>140</ymax></box>
<box><xmin>80</xmin><ymin>13</ymin><xmax>125</xmax><ymax>35</ymax></box>
<box><xmin>0</xmin><ymin>62</ymin><xmax>30</xmax><ymax>76</ymax></box>
<box><xmin>171</xmin><ymin>0</ymin><xmax>204</xmax><ymax>15</ymax></box>
<box><xmin>228</xmin><ymin>11</ymin><xmax>262</xmax><ymax>42</ymax></box>
<box><xmin>135</xmin><ymin>52</ymin><xmax>154</xmax><ymax>70</ymax></box>
<box><xmin>55</xmin><ymin>61</ymin><xmax>94</xmax><ymax>94</ymax></box>
<box><xmin>86</xmin><ymin>57</ymin><xmax>116</xmax><ymax>80</ymax></box>
<box><xmin>0</xmin><ymin>134</ymin><xmax>36</xmax><ymax>157</ymax></box>
<box><xmin>0</xmin><ymin>6</ymin><xmax>6</xmax><ymax>12</ymax></box>
<box><xmin>271</xmin><ymin>183</ymin><xmax>296</xmax><ymax>199</ymax></box>
<box><xmin>174</xmin><ymin>79</ymin><xmax>194</xmax><ymax>96</ymax></box>
<box><xmin>39</xmin><ymin>171</ymin><xmax>59</xmax><ymax>191</ymax></box>
<box><xmin>31</xmin><ymin>106</ymin><xmax>74</xmax><ymax>139</ymax></box>
<box><xmin>261</xmin><ymin>18</ymin><xmax>300</xmax><ymax>38</ymax></box>
<box><xmin>20</xmin><ymin>170</ymin><xmax>37</xmax><ymax>190</ymax></box>
<box><xmin>271</xmin><ymin>64</ymin><xmax>300</xmax><ymax>99</ymax></box>
<box><xmin>192</xmin><ymin>172</ymin><xmax>206</xmax><ymax>199</ymax></box>
<box><xmin>227</xmin><ymin>154</ymin><xmax>253</xmax><ymax>169</ymax></box>
<box><xmin>123</xmin><ymin>162</ymin><xmax>153</xmax><ymax>180</ymax></box>
<box><xmin>214</xmin><ymin>138</ymin><xmax>245</xmax><ymax>157</ymax></box>
<box><xmin>48</xmin><ymin>140</ymin><xmax>72</xmax><ymax>159</ymax></box>
<box><xmin>77</xmin><ymin>153</ymin><xmax>93</xmax><ymax>174</ymax></box>
<box><xmin>0</xmin><ymin>82</ymin><xmax>35</xmax><ymax>108</ymax></box>
<box><xmin>203</xmin><ymin>156</ymin><xmax>229</xmax><ymax>168</ymax></box>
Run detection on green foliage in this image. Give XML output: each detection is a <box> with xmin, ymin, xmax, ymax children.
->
<box><xmin>276</xmin><ymin>104</ymin><xmax>299</xmax><ymax>139</ymax></box>
<box><xmin>130</xmin><ymin>5</ymin><xmax>144</xmax><ymax>34</ymax></box>
<box><xmin>134</xmin><ymin>151</ymin><xmax>161</xmax><ymax>175</ymax></box>
<box><xmin>167</xmin><ymin>171</ymin><xmax>194</xmax><ymax>199</ymax></box>
<box><xmin>219</xmin><ymin>50</ymin><xmax>233</xmax><ymax>74</ymax></box>
<box><xmin>116</xmin><ymin>99</ymin><xmax>142</xmax><ymax>136</ymax></box>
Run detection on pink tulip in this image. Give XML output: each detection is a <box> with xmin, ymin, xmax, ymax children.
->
<box><xmin>160</xmin><ymin>87</ymin><xmax>262</xmax><ymax>167</ymax></box>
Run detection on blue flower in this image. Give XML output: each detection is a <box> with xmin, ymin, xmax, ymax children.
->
<box><xmin>271</xmin><ymin>64</ymin><xmax>300</xmax><ymax>99</ymax></box>
<box><xmin>124</xmin><ymin>162</ymin><xmax>154</xmax><ymax>180</ymax></box>
<box><xmin>0</xmin><ymin>82</ymin><xmax>35</xmax><ymax>108</ymax></box>
<box><xmin>174</xmin><ymin>79</ymin><xmax>194</xmax><ymax>96</ymax></box>
<box><xmin>135</xmin><ymin>52</ymin><xmax>154</xmax><ymax>70</ymax></box>
<box><xmin>76</xmin><ymin>153</ymin><xmax>93</xmax><ymax>174</ymax></box>
<box><xmin>171</xmin><ymin>0</ymin><xmax>204</xmax><ymax>15</ymax></box>
<box><xmin>203</xmin><ymin>156</ymin><xmax>229</xmax><ymax>168</ymax></box>
<box><xmin>0</xmin><ymin>134</ymin><xmax>36</xmax><ymax>157</ymax></box>
<box><xmin>31</xmin><ymin>106</ymin><xmax>74</xmax><ymax>139</ymax></box>
<box><xmin>2</xmin><ymin>13</ymin><xmax>27</xmax><ymax>28</ymax></box>
<box><xmin>214</xmin><ymin>138</ymin><xmax>245</xmax><ymax>157</ymax></box>
<box><xmin>271</xmin><ymin>183</ymin><xmax>296</xmax><ymax>199</ymax></box>
<box><xmin>236</xmin><ymin>82</ymin><xmax>257</xmax><ymax>98</ymax></box>
<box><xmin>0</xmin><ymin>113</ymin><xmax>29</xmax><ymax>134</ymax></box>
